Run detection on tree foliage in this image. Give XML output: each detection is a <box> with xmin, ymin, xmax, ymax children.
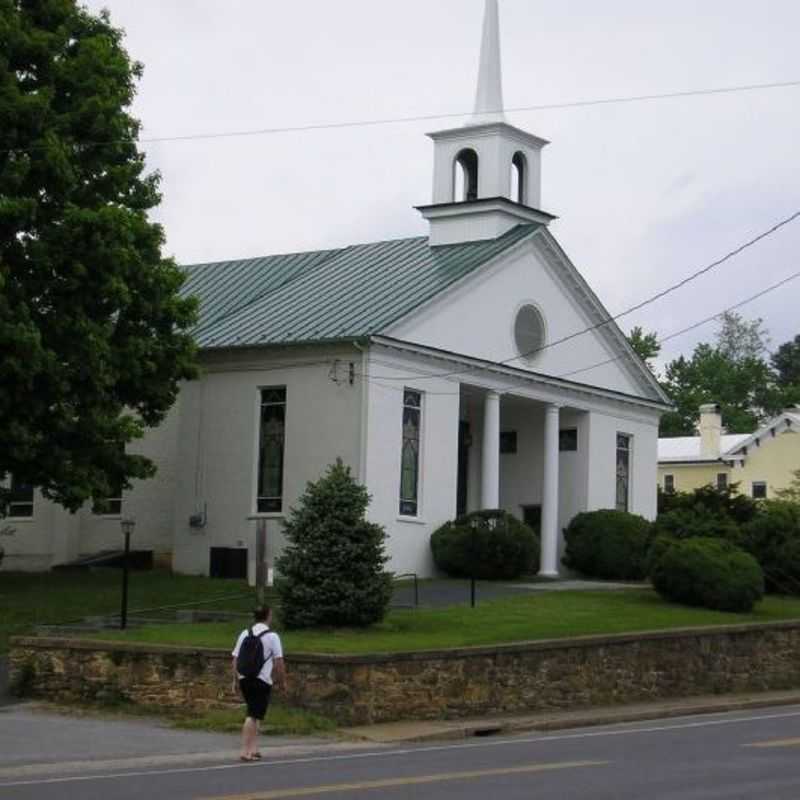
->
<box><xmin>275</xmin><ymin>460</ymin><xmax>393</xmax><ymax>629</ymax></box>
<box><xmin>659</xmin><ymin>314</ymin><xmax>791</xmax><ymax>436</ymax></box>
<box><xmin>627</xmin><ymin>326</ymin><xmax>660</xmax><ymax>373</ymax></box>
<box><xmin>772</xmin><ymin>335</ymin><xmax>800</xmax><ymax>388</ymax></box>
<box><xmin>0</xmin><ymin>1</ymin><xmax>198</xmax><ymax>512</ymax></box>
<box><xmin>775</xmin><ymin>469</ymin><xmax>800</xmax><ymax>505</ymax></box>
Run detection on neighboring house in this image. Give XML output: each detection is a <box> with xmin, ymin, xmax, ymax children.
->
<box><xmin>2</xmin><ymin>1</ymin><xmax>669</xmax><ymax>577</ymax></box>
<box><xmin>658</xmin><ymin>403</ymin><xmax>800</xmax><ymax>499</ymax></box>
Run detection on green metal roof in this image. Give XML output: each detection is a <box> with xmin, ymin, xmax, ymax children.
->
<box><xmin>181</xmin><ymin>225</ymin><xmax>539</xmax><ymax>349</ymax></box>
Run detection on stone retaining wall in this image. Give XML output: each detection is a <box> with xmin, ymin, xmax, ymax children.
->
<box><xmin>10</xmin><ymin>621</ymin><xmax>800</xmax><ymax>725</ymax></box>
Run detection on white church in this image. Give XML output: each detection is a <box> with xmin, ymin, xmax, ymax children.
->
<box><xmin>3</xmin><ymin>0</ymin><xmax>669</xmax><ymax>578</ymax></box>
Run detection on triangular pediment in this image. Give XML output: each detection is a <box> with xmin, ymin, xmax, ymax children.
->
<box><xmin>385</xmin><ymin>227</ymin><xmax>666</xmax><ymax>403</ymax></box>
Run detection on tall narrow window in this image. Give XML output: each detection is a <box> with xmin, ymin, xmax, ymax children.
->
<box><xmin>7</xmin><ymin>475</ymin><xmax>33</xmax><ymax>518</ymax></box>
<box><xmin>716</xmin><ymin>473</ymin><xmax>728</xmax><ymax>491</ymax></box>
<box><xmin>257</xmin><ymin>387</ymin><xmax>287</xmax><ymax>513</ymax></box>
<box><xmin>616</xmin><ymin>433</ymin><xmax>631</xmax><ymax>512</ymax></box>
<box><xmin>664</xmin><ymin>474</ymin><xmax>675</xmax><ymax>494</ymax></box>
<box><xmin>454</xmin><ymin>148</ymin><xmax>479</xmax><ymax>202</ymax></box>
<box><xmin>511</xmin><ymin>151</ymin><xmax>527</xmax><ymax>204</ymax></box>
<box><xmin>399</xmin><ymin>389</ymin><xmax>422</xmax><ymax>516</ymax></box>
<box><xmin>752</xmin><ymin>481</ymin><xmax>767</xmax><ymax>499</ymax></box>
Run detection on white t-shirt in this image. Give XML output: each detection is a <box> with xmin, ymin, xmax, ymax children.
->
<box><xmin>232</xmin><ymin>623</ymin><xmax>283</xmax><ymax>685</ymax></box>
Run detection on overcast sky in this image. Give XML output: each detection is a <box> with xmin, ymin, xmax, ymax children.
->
<box><xmin>84</xmin><ymin>0</ymin><xmax>800</xmax><ymax>371</ymax></box>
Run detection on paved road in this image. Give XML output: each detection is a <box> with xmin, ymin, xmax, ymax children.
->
<box><xmin>5</xmin><ymin>705</ymin><xmax>800</xmax><ymax>798</ymax></box>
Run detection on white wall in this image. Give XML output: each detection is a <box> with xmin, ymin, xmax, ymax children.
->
<box><xmin>362</xmin><ymin>348</ymin><xmax>461</xmax><ymax>578</ymax></box>
<box><xmin>586</xmin><ymin>409</ymin><xmax>659</xmax><ymax>520</ymax></box>
<box><xmin>172</xmin><ymin>346</ymin><xmax>364</xmax><ymax>576</ymax></box>
<box><xmin>1</xmin><ymin>402</ymin><xmax>182</xmax><ymax>572</ymax></box>
<box><xmin>388</xmin><ymin>237</ymin><xmax>645</xmax><ymax>398</ymax></box>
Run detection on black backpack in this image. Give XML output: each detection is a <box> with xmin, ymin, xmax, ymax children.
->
<box><xmin>236</xmin><ymin>627</ymin><xmax>273</xmax><ymax>679</ymax></box>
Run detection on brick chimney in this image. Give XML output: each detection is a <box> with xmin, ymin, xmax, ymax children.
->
<box><xmin>699</xmin><ymin>403</ymin><xmax>722</xmax><ymax>458</ymax></box>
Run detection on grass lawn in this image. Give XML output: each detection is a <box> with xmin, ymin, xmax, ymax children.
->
<box><xmin>0</xmin><ymin>568</ymin><xmax>262</xmax><ymax>654</ymax></box>
<box><xmin>89</xmin><ymin>589</ymin><xmax>800</xmax><ymax>654</ymax></box>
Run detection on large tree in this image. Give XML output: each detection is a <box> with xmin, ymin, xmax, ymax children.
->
<box><xmin>0</xmin><ymin>1</ymin><xmax>197</xmax><ymax>513</ymax></box>
<box><xmin>659</xmin><ymin>313</ymin><xmax>786</xmax><ymax>436</ymax></box>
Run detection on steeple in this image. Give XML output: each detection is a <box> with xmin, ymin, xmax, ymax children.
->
<box><xmin>470</xmin><ymin>0</ymin><xmax>506</xmax><ymax>124</ymax></box>
<box><xmin>416</xmin><ymin>0</ymin><xmax>555</xmax><ymax>246</ymax></box>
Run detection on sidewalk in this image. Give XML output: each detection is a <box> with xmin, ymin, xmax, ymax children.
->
<box><xmin>341</xmin><ymin>689</ymin><xmax>800</xmax><ymax>743</ymax></box>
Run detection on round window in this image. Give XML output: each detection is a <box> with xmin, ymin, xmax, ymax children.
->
<box><xmin>514</xmin><ymin>305</ymin><xmax>546</xmax><ymax>361</ymax></box>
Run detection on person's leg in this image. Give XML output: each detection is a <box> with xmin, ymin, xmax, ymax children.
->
<box><xmin>242</xmin><ymin>716</ymin><xmax>258</xmax><ymax>758</ymax></box>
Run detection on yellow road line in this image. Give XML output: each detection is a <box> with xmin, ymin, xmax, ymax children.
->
<box><xmin>744</xmin><ymin>738</ymin><xmax>800</xmax><ymax>749</ymax></box>
<box><xmin>198</xmin><ymin>760</ymin><xmax>607</xmax><ymax>800</ymax></box>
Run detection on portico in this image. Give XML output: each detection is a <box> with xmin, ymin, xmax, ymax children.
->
<box><xmin>458</xmin><ymin>384</ymin><xmax>588</xmax><ymax>577</ymax></box>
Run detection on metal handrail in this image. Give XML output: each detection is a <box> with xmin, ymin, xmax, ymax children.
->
<box><xmin>393</xmin><ymin>572</ymin><xmax>419</xmax><ymax>607</ymax></box>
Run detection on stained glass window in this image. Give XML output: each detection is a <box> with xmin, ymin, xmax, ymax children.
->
<box><xmin>257</xmin><ymin>387</ymin><xmax>286</xmax><ymax>513</ymax></box>
<box><xmin>399</xmin><ymin>389</ymin><xmax>422</xmax><ymax>516</ymax></box>
<box><xmin>615</xmin><ymin>433</ymin><xmax>631</xmax><ymax>512</ymax></box>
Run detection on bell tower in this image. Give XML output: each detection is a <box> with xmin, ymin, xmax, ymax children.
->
<box><xmin>417</xmin><ymin>0</ymin><xmax>555</xmax><ymax>246</ymax></box>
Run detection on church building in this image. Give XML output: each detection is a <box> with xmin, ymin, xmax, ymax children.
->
<box><xmin>3</xmin><ymin>0</ymin><xmax>669</xmax><ymax>577</ymax></box>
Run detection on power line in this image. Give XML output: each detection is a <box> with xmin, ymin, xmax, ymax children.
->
<box><xmin>356</xmin><ymin>208</ymin><xmax>800</xmax><ymax>382</ymax></box>
<box><xmin>2</xmin><ymin>79</ymin><xmax>799</xmax><ymax>157</ymax></box>
<box><xmin>557</xmin><ymin>269</ymin><xmax>800</xmax><ymax>379</ymax></box>
<box><xmin>351</xmin><ymin>268</ymin><xmax>800</xmax><ymax>397</ymax></box>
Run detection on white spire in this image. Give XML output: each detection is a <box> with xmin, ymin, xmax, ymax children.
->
<box><xmin>469</xmin><ymin>0</ymin><xmax>506</xmax><ymax>124</ymax></box>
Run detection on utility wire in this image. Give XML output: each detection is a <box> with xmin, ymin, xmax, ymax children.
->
<box><xmin>557</xmin><ymin>269</ymin><xmax>800</xmax><ymax>379</ymax></box>
<box><xmin>2</xmin><ymin>79</ymin><xmax>799</xmax><ymax>156</ymax></box>
<box><xmin>351</xmin><ymin>269</ymin><xmax>800</xmax><ymax>397</ymax></box>
<box><xmin>357</xmin><ymin>208</ymin><xmax>800</xmax><ymax>382</ymax></box>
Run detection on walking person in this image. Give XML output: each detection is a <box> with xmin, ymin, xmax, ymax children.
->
<box><xmin>231</xmin><ymin>606</ymin><xmax>286</xmax><ymax>762</ymax></box>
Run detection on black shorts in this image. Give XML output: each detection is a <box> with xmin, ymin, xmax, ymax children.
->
<box><xmin>239</xmin><ymin>677</ymin><xmax>272</xmax><ymax>720</ymax></box>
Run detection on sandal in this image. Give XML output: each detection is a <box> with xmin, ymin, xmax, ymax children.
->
<box><xmin>240</xmin><ymin>755</ymin><xmax>256</xmax><ymax>762</ymax></box>
<box><xmin>251</xmin><ymin>752</ymin><xmax>262</xmax><ymax>760</ymax></box>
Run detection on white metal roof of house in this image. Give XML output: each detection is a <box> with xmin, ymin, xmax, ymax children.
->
<box><xmin>658</xmin><ymin>409</ymin><xmax>800</xmax><ymax>463</ymax></box>
<box><xmin>658</xmin><ymin>435</ymin><xmax>749</xmax><ymax>463</ymax></box>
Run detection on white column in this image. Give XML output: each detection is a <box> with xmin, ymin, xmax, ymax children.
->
<box><xmin>481</xmin><ymin>391</ymin><xmax>500</xmax><ymax>509</ymax></box>
<box><xmin>539</xmin><ymin>403</ymin><xmax>560</xmax><ymax>577</ymax></box>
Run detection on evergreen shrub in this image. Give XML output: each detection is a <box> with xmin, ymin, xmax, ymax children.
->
<box><xmin>649</xmin><ymin>537</ymin><xmax>764</xmax><ymax>612</ymax></box>
<box><xmin>430</xmin><ymin>509</ymin><xmax>539</xmax><ymax>580</ymax></box>
<box><xmin>275</xmin><ymin>460</ymin><xmax>392</xmax><ymax>628</ymax></box>
<box><xmin>561</xmin><ymin>509</ymin><xmax>653</xmax><ymax>580</ymax></box>
<box><xmin>741</xmin><ymin>500</ymin><xmax>800</xmax><ymax>594</ymax></box>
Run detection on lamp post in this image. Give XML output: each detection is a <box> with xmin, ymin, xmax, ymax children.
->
<box><xmin>120</xmin><ymin>516</ymin><xmax>136</xmax><ymax>630</ymax></box>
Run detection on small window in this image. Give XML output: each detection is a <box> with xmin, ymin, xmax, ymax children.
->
<box><xmin>514</xmin><ymin>305</ymin><xmax>546</xmax><ymax>362</ymax></box>
<box><xmin>399</xmin><ymin>389</ymin><xmax>422</xmax><ymax>516</ymax></box>
<box><xmin>664</xmin><ymin>474</ymin><xmax>675</xmax><ymax>494</ymax></box>
<box><xmin>499</xmin><ymin>431</ymin><xmax>517</xmax><ymax>454</ymax></box>
<box><xmin>7</xmin><ymin>476</ymin><xmax>34</xmax><ymax>518</ymax></box>
<box><xmin>752</xmin><ymin>481</ymin><xmax>767</xmax><ymax>500</ymax></box>
<box><xmin>616</xmin><ymin>434</ymin><xmax>631</xmax><ymax>512</ymax></box>
<box><xmin>257</xmin><ymin>387</ymin><xmax>287</xmax><ymax>513</ymax></box>
<box><xmin>716</xmin><ymin>473</ymin><xmax>728</xmax><ymax>491</ymax></box>
<box><xmin>559</xmin><ymin>429</ymin><xmax>578</xmax><ymax>452</ymax></box>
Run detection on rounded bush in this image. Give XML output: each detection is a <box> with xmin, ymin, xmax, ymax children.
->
<box><xmin>562</xmin><ymin>510</ymin><xmax>653</xmax><ymax>580</ymax></box>
<box><xmin>650</xmin><ymin>537</ymin><xmax>764</xmax><ymax>612</ymax></box>
<box><xmin>651</xmin><ymin>506</ymin><xmax>743</xmax><ymax>546</ymax></box>
<box><xmin>430</xmin><ymin>509</ymin><xmax>539</xmax><ymax>580</ymax></box>
<box><xmin>741</xmin><ymin>500</ymin><xmax>800</xmax><ymax>594</ymax></box>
